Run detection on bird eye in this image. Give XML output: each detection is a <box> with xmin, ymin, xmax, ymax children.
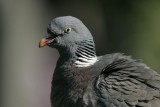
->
<box><xmin>64</xmin><ymin>28</ymin><xmax>72</xmax><ymax>33</ymax></box>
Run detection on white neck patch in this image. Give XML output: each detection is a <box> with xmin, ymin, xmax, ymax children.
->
<box><xmin>74</xmin><ymin>39</ymin><xmax>97</xmax><ymax>67</ymax></box>
<box><xmin>74</xmin><ymin>56</ymin><xmax>98</xmax><ymax>67</ymax></box>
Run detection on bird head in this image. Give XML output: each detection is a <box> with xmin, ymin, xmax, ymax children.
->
<box><xmin>39</xmin><ymin>16</ymin><xmax>93</xmax><ymax>52</ymax></box>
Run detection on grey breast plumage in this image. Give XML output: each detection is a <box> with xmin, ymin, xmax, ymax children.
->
<box><xmin>39</xmin><ymin>16</ymin><xmax>160</xmax><ymax>107</ymax></box>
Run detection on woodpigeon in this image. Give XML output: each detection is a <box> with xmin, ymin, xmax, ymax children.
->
<box><xmin>39</xmin><ymin>16</ymin><xmax>160</xmax><ymax>107</ymax></box>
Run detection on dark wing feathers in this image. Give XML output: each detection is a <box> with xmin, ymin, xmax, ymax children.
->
<box><xmin>95</xmin><ymin>53</ymin><xmax>160</xmax><ymax>107</ymax></box>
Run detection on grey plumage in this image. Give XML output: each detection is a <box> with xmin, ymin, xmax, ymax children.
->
<box><xmin>39</xmin><ymin>16</ymin><xmax>160</xmax><ymax>107</ymax></box>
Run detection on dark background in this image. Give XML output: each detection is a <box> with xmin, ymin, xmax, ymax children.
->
<box><xmin>1</xmin><ymin>0</ymin><xmax>160</xmax><ymax>107</ymax></box>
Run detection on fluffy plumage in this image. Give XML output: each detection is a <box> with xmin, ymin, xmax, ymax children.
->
<box><xmin>39</xmin><ymin>16</ymin><xmax>160</xmax><ymax>107</ymax></box>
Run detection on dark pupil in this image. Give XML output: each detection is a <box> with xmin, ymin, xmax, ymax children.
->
<box><xmin>66</xmin><ymin>28</ymin><xmax>70</xmax><ymax>32</ymax></box>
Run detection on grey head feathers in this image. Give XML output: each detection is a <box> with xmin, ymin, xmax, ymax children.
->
<box><xmin>46</xmin><ymin>16</ymin><xmax>98</xmax><ymax>67</ymax></box>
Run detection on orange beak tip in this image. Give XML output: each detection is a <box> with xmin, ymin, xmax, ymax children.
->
<box><xmin>39</xmin><ymin>38</ymin><xmax>48</xmax><ymax>48</ymax></box>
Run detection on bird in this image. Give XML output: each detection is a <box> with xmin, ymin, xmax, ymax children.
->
<box><xmin>39</xmin><ymin>16</ymin><xmax>160</xmax><ymax>107</ymax></box>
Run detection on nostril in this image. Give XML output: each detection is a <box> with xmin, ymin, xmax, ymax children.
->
<box><xmin>46</xmin><ymin>32</ymin><xmax>58</xmax><ymax>38</ymax></box>
<box><xmin>47</xmin><ymin>28</ymin><xmax>54</xmax><ymax>35</ymax></box>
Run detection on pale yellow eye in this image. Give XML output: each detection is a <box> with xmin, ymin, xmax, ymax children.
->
<box><xmin>65</xmin><ymin>28</ymin><xmax>72</xmax><ymax>33</ymax></box>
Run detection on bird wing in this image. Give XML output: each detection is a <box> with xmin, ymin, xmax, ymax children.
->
<box><xmin>94</xmin><ymin>53</ymin><xmax>160</xmax><ymax>107</ymax></box>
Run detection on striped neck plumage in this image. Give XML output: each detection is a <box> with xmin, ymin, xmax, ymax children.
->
<box><xmin>74</xmin><ymin>39</ymin><xmax>98</xmax><ymax>67</ymax></box>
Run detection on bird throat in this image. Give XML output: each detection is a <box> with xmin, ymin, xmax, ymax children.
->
<box><xmin>74</xmin><ymin>39</ymin><xmax>98</xmax><ymax>67</ymax></box>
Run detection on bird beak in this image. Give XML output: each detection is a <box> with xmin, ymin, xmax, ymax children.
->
<box><xmin>39</xmin><ymin>36</ymin><xmax>55</xmax><ymax>48</ymax></box>
<box><xmin>39</xmin><ymin>38</ymin><xmax>49</xmax><ymax>48</ymax></box>
<box><xmin>39</xmin><ymin>34</ymin><xmax>57</xmax><ymax>48</ymax></box>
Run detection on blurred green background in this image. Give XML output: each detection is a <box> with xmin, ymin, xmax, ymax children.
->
<box><xmin>1</xmin><ymin>0</ymin><xmax>160</xmax><ymax>107</ymax></box>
